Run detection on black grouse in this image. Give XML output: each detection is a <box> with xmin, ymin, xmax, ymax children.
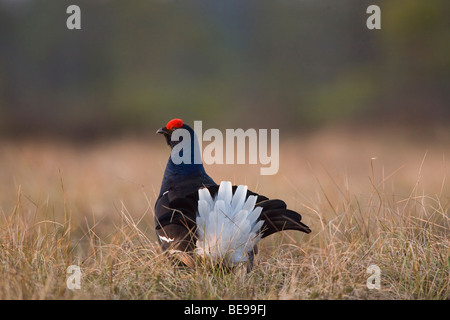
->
<box><xmin>155</xmin><ymin>118</ymin><xmax>311</xmax><ymax>269</ymax></box>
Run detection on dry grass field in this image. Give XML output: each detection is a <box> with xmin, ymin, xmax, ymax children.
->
<box><xmin>0</xmin><ymin>127</ymin><xmax>449</xmax><ymax>299</ymax></box>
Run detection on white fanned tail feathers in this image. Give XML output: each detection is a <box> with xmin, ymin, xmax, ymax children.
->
<box><xmin>196</xmin><ymin>181</ymin><xmax>264</xmax><ymax>266</ymax></box>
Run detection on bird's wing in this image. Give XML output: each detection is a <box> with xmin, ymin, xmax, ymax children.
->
<box><xmin>154</xmin><ymin>191</ymin><xmax>198</xmax><ymax>253</ymax></box>
<box><xmin>155</xmin><ymin>192</ymin><xmax>197</xmax><ymax>231</ymax></box>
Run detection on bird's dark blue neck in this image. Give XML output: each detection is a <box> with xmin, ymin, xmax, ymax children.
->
<box><xmin>158</xmin><ymin>124</ymin><xmax>212</xmax><ymax>196</ymax></box>
<box><xmin>165</xmin><ymin>155</ymin><xmax>206</xmax><ymax>176</ymax></box>
<box><xmin>158</xmin><ymin>157</ymin><xmax>210</xmax><ymax>197</ymax></box>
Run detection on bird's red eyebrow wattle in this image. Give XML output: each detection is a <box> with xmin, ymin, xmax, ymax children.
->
<box><xmin>166</xmin><ymin>118</ymin><xmax>183</xmax><ymax>130</ymax></box>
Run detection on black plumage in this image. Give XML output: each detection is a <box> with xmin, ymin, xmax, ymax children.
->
<box><xmin>155</xmin><ymin>119</ymin><xmax>311</xmax><ymax>268</ymax></box>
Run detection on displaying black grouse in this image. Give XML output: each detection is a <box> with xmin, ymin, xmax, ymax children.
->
<box><xmin>155</xmin><ymin>119</ymin><xmax>311</xmax><ymax>269</ymax></box>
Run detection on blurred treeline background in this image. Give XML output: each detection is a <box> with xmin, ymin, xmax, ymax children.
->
<box><xmin>0</xmin><ymin>0</ymin><xmax>449</xmax><ymax>139</ymax></box>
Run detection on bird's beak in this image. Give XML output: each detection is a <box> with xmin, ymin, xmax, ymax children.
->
<box><xmin>157</xmin><ymin>127</ymin><xmax>172</xmax><ymax>147</ymax></box>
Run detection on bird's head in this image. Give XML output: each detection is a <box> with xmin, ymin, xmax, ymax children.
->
<box><xmin>157</xmin><ymin>118</ymin><xmax>204</xmax><ymax>172</ymax></box>
<box><xmin>157</xmin><ymin>118</ymin><xmax>189</xmax><ymax>148</ymax></box>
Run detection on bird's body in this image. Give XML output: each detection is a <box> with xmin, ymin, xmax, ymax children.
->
<box><xmin>155</xmin><ymin>119</ymin><xmax>310</xmax><ymax>268</ymax></box>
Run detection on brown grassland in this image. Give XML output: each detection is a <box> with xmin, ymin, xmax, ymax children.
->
<box><xmin>0</xmin><ymin>127</ymin><xmax>449</xmax><ymax>299</ymax></box>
